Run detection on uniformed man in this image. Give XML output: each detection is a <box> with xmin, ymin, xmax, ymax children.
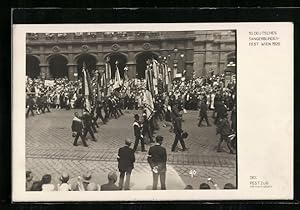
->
<box><xmin>216</xmin><ymin>113</ymin><xmax>234</xmax><ymax>154</ymax></box>
<box><xmin>94</xmin><ymin>101</ymin><xmax>106</xmax><ymax>124</ymax></box>
<box><xmin>132</xmin><ymin>114</ymin><xmax>146</xmax><ymax>152</ymax></box>
<box><xmin>26</xmin><ymin>94</ymin><xmax>35</xmax><ymax>118</ymax></box>
<box><xmin>82</xmin><ymin>109</ymin><xmax>97</xmax><ymax>142</ymax></box>
<box><xmin>171</xmin><ymin>107</ymin><xmax>188</xmax><ymax>152</ymax></box>
<box><xmin>147</xmin><ymin>135</ymin><xmax>167</xmax><ymax>190</ymax></box>
<box><xmin>198</xmin><ymin>100</ymin><xmax>211</xmax><ymax>127</ymax></box>
<box><xmin>71</xmin><ymin>112</ymin><xmax>88</xmax><ymax>147</ymax></box>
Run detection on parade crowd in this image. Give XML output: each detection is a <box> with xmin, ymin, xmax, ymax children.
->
<box><xmin>26</xmin><ymin>70</ymin><xmax>237</xmax><ymax>191</ymax></box>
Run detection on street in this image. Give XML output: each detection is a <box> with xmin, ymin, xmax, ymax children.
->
<box><xmin>26</xmin><ymin>109</ymin><xmax>236</xmax><ymax>190</ymax></box>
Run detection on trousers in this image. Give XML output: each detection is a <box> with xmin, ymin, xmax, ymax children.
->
<box><xmin>152</xmin><ymin>171</ymin><xmax>166</xmax><ymax>190</ymax></box>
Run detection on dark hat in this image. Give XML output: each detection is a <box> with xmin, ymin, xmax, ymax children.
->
<box><xmin>82</xmin><ymin>172</ymin><xmax>92</xmax><ymax>182</ymax></box>
<box><xmin>182</xmin><ymin>132</ymin><xmax>189</xmax><ymax>139</ymax></box>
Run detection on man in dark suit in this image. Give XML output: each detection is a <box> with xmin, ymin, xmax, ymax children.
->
<box><xmin>171</xmin><ymin>107</ymin><xmax>187</xmax><ymax>152</ymax></box>
<box><xmin>133</xmin><ymin>114</ymin><xmax>146</xmax><ymax>152</ymax></box>
<box><xmin>198</xmin><ymin>99</ymin><xmax>211</xmax><ymax>127</ymax></box>
<box><xmin>117</xmin><ymin>138</ymin><xmax>135</xmax><ymax>190</ymax></box>
<box><xmin>147</xmin><ymin>135</ymin><xmax>167</xmax><ymax>190</ymax></box>
<box><xmin>26</xmin><ymin>94</ymin><xmax>35</xmax><ymax>118</ymax></box>
<box><xmin>71</xmin><ymin>112</ymin><xmax>88</xmax><ymax>147</ymax></box>
<box><xmin>82</xmin><ymin>109</ymin><xmax>97</xmax><ymax>142</ymax></box>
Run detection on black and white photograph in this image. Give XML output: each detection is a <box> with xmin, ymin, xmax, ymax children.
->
<box><xmin>12</xmin><ymin>22</ymin><xmax>293</xmax><ymax>201</ymax></box>
<box><xmin>24</xmin><ymin>30</ymin><xmax>237</xmax><ymax>192</ymax></box>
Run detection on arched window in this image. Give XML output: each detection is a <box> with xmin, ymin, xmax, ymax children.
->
<box><xmin>76</xmin><ymin>54</ymin><xmax>97</xmax><ymax>78</ymax></box>
<box><xmin>26</xmin><ymin>55</ymin><xmax>40</xmax><ymax>79</ymax></box>
<box><xmin>105</xmin><ymin>53</ymin><xmax>127</xmax><ymax>79</ymax></box>
<box><xmin>136</xmin><ymin>52</ymin><xmax>158</xmax><ymax>79</ymax></box>
<box><xmin>49</xmin><ymin>55</ymin><xmax>68</xmax><ymax>79</ymax></box>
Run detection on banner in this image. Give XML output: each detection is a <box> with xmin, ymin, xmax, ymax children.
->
<box><xmin>113</xmin><ymin>63</ymin><xmax>122</xmax><ymax>90</ymax></box>
<box><xmin>44</xmin><ymin>80</ymin><xmax>55</xmax><ymax>87</ymax></box>
<box><xmin>143</xmin><ymin>89</ymin><xmax>154</xmax><ymax>119</ymax></box>
<box><xmin>82</xmin><ymin>68</ymin><xmax>91</xmax><ymax>112</ymax></box>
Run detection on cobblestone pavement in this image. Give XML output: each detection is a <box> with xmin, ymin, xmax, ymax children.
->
<box><xmin>26</xmin><ymin>109</ymin><xmax>236</xmax><ymax>190</ymax></box>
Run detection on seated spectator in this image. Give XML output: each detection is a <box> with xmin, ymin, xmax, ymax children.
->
<box><xmin>184</xmin><ymin>185</ymin><xmax>193</xmax><ymax>189</ymax></box>
<box><xmin>86</xmin><ymin>182</ymin><xmax>100</xmax><ymax>191</ymax></box>
<box><xmin>223</xmin><ymin>183</ymin><xmax>236</xmax><ymax>189</ymax></box>
<box><xmin>26</xmin><ymin>171</ymin><xmax>34</xmax><ymax>191</ymax></box>
<box><xmin>75</xmin><ymin>171</ymin><xmax>97</xmax><ymax>191</ymax></box>
<box><xmin>30</xmin><ymin>181</ymin><xmax>42</xmax><ymax>191</ymax></box>
<box><xmin>57</xmin><ymin>172</ymin><xmax>71</xmax><ymax>191</ymax></box>
<box><xmin>199</xmin><ymin>183</ymin><xmax>211</xmax><ymax>189</ymax></box>
<box><xmin>41</xmin><ymin>174</ymin><xmax>55</xmax><ymax>191</ymax></box>
<box><xmin>100</xmin><ymin>171</ymin><xmax>120</xmax><ymax>191</ymax></box>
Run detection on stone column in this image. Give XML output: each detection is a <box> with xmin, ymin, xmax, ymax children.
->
<box><xmin>39</xmin><ymin>64</ymin><xmax>49</xmax><ymax>79</ymax></box>
<box><xmin>185</xmin><ymin>40</ymin><xmax>194</xmax><ymax>79</ymax></box>
<box><xmin>127</xmin><ymin>43</ymin><xmax>136</xmax><ymax>78</ymax></box>
<box><xmin>67</xmin><ymin>64</ymin><xmax>78</xmax><ymax>81</ymax></box>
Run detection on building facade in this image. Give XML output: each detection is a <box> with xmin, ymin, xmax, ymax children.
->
<box><xmin>26</xmin><ymin>31</ymin><xmax>236</xmax><ymax>81</ymax></box>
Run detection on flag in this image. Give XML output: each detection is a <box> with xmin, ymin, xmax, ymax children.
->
<box><xmin>145</xmin><ymin>63</ymin><xmax>154</xmax><ymax>95</ymax></box>
<box><xmin>152</xmin><ymin>59</ymin><xmax>159</xmax><ymax>95</ymax></box>
<box><xmin>113</xmin><ymin>62</ymin><xmax>122</xmax><ymax>90</ymax></box>
<box><xmin>82</xmin><ymin>64</ymin><xmax>92</xmax><ymax>112</ymax></box>
<box><xmin>143</xmin><ymin>89</ymin><xmax>155</xmax><ymax>119</ymax></box>
<box><xmin>105</xmin><ymin>62</ymin><xmax>112</xmax><ymax>81</ymax></box>
<box><xmin>143</xmin><ymin>61</ymin><xmax>155</xmax><ymax>119</ymax></box>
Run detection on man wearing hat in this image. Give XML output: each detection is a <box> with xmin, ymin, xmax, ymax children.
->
<box><xmin>147</xmin><ymin>135</ymin><xmax>167</xmax><ymax>190</ymax></box>
<box><xmin>100</xmin><ymin>171</ymin><xmax>120</xmax><ymax>191</ymax></box>
<box><xmin>75</xmin><ymin>171</ymin><xmax>97</xmax><ymax>191</ymax></box>
<box><xmin>117</xmin><ymin>138</ymin><xmax>135</xmax><ymax>190</ymax></box>
<box><xmin>71</xmin><ymin>112</ymin><xmax>88</xmax><ymax>147</ymax></box>
<box><xmin>57</xmin><ymin>172</ymin><xmax>71</xmax><ymax>191</ymax></box>
<box><xmin>132</xmin><ymin>114</ymin><xmax>146</xmax><ymax>152</ymax></box>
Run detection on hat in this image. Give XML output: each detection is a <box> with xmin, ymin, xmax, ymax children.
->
<box><xmin>182</xmin><ymin>132</ymin><xmax>189</xmax><ymax>139</ymax></box>
<box><xmin>59</xmin><ymin>172</ymin><xmax>69</xmax><ymax>183</ymax></box>
<box><xmin>82</xmin><ymin>172</ymin><xmax>92</xmax><ymax>182</ymax></box>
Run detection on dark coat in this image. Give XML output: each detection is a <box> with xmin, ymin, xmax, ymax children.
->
<box><xmin>199</xmin><ymin>102</ymin><xmax>208</xmax><ymax>117</ymax></box>
<box><xmin>147</xmin><ymin>144</ymin><xmax>167</xmax><ymax>173</ymax></box>
<box><xmin>133</xmin><ymin>120</ymin><xmax>142</xmax><ymax>137</ymax></box>
<box><xmin>71</xmin><ymin>117</ymin><xmax>83</xmax><ymax>132</ymax></box>
<box><xmin>117</xmin><ymin>146</ymin><xmax>135</xmax><ymax>172</ymax></box>
<box><xmin>100</xmin><ymin>183</ymin><xmax>120</xmax><ymax>191</ymax></box>
<box><xmin>173</xmin><ymin>116</ymin><xmax>183</xmax><ymax>134</ymax></box>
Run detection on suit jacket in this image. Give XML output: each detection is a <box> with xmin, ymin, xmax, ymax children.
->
<box><xmin>133</xmin><ymin>120</ymin><xmax>142</xmax><ymax>137</ymax></box>
<box><xmin>100</xmin><ymin>183</ymin><xmax>120</xmax><ymax>191</ymax></box>
<box><xmin>71</xmin><ymin>117</ymin><xmax>83</xmax><ymax>133</ymax></box>
<box><xmin>118</xmin><ymin>146</ymin><xmax>135</xmax><ymax>172</ymax></box>
<box><xmin>173</xmin><ymin>116</ymin><xmax>183</xmax><ymax>135</ymax></box>
<box><xmin>147</xmin><ymin>144</ymin><xmax>167</xmax><ymax>172</ymax></box>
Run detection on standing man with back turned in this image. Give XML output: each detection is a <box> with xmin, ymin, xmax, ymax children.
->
<box><xmin>117</xmin><ymin>138</ymin><xmax>135</xmax><ymax>190</ymax></box>
<box><xmin>147</xmin><ymin>135</ymin><xmax>167</xmax><ymax>190</ymax></box>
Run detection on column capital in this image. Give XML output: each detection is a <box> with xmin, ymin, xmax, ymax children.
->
<box><xmin>67</xmin><ymin>63</ymin><xmax>78</xmax><ymax>66</ymax></box>
<box><xmin>39</xmin><ymin>64</ymin><xmax>49</xmax><ymax>67</ymax></box>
